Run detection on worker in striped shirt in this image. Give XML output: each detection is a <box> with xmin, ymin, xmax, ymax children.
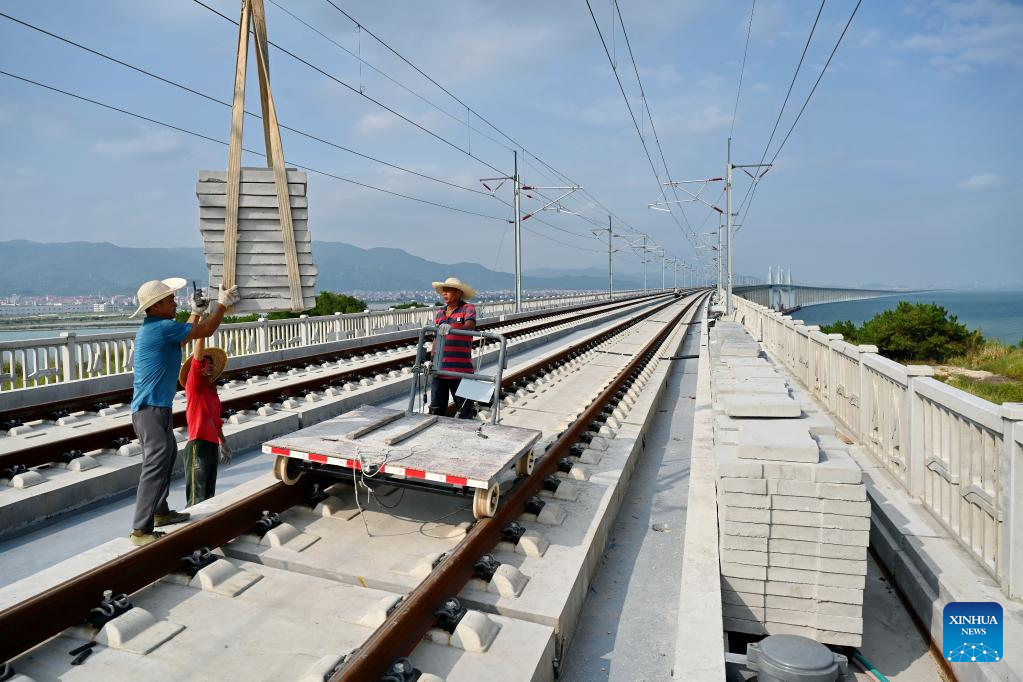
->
<box><xmin>430</xmin><ymin>277</ymin><xmax>478</xmax><ymax>418</ymax></box>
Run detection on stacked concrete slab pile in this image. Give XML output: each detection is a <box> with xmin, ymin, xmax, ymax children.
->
<box><xmin>711</xmin><ymin>320</ymin><xmax>867</xmax><ymax>647</ymax></box>
<box><xmin>197</xmin><ymin>168</ymin><xmax>317</xmax><ymax>313</ymax></box>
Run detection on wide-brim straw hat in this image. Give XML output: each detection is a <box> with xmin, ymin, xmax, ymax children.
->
<box><xmin>179</xmin><ymin>347</ymin><xmax>228</xmax><ymax>388</ymax></box>
<box><xmin>432</xmin><ymin>277</ymin><xmax>476</xmax><ymax>301</ymax></box>
<box><xmin>130</xmin><ymin>277</ymin><xmax>187</xmax><ymax>318</ymax></box>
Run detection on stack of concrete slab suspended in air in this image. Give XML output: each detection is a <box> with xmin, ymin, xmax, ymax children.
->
<box><xmin>711</xmin><ymin>321</ymin><xmax>867</xmax><ymax>647</ymax></box>
<box><xmin>197</xmin><ymin>167</ymin><xmax>316</xmax><ymax>313</ymax></box>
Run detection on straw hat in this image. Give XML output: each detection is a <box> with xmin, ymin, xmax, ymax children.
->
<box><xmin>130</xmin><ymin>278</ymin><xmax>187</xmax><ymax>318</ymax></box>
<box><xmin>179</xmin><ymin>347</ymin><xmax>228</xmax><ymax>388</ymax></box>
<box><xmin>432</xmin><ymin>277</ymin><xmax>476</xmax><ymax>301</ymax></box>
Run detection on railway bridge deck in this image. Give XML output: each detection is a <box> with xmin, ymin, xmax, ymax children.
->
<box><xmin>0</xmin><ymin>290</ymin><xmax>1016</xmax><ymax>681</ymax></box>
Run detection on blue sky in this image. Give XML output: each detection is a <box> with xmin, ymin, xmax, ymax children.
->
<box><xmin>1</xmin><ymin>0</ymin><xmax>1020</xmax><ymax>289</ymax></box>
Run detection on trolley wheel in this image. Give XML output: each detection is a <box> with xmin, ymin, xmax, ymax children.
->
<box><xmin>472</xmin><ymin>483</ymin><xmax>500</xmax><ymax>520</ymax></box>
<box><xmin>515</xmin><ymin>449</ymin><xmax>535</xmax><ymax>477</ymax></box>
<box><xmin>273</xmin><ymin>455</ymin><xmax>304</xmax><ymax>485</ymax></box>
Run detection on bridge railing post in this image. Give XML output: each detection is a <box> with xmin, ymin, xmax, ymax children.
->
<box><xmin>856</xmin><ymin>345</ymin><xmax>878</xmax><ymax>442</ymax></box>
<box><xmin>778</xmin><ymin>315</ymin><xmax>792</xmax><ymax>372</ymax></box>
<box><xmin>905</xmin><ymin>364</ymin><xmax>935</xmax><ymax>500</ymax></box>
<box><xmin>256</xmin><ymin>318</ymin><xmax>269</xmax><ymax>353</ymax></box>
<box><xmin>58</xmin><ymin>332</ymin><xmax>79</xmax><ymax>383</ymax></box>
<box><xmin>802</xmin><ymin>324</ymin><xmax>819</xmax><ymax>400</ymax></box>
<box><xmin>1001</xmin><ymin>404</ymin><xmax>1023</xmax><ymax>600</ymax></box>
<box><xmin>792</xmin><ymin>320</ymin><xmax>810</xmax><ymax>386</ymax></box>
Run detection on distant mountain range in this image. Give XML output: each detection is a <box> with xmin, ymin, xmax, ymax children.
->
<box><xmin>0</xmin><ymin>240</ymin><xmax>642</xmax><ymax>296</ymax></box>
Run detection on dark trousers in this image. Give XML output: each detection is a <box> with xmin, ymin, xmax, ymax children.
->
<box><xmin>429</xmin><ymin>377</ymin><xmax>476</xmax><ymax>419</ymax></box>
<box><xmin>184</xmin><ymin>439</ymin><xmax>220</xmax><ymax>507</ymax></box>
<box><xmin>131</xmin><ymin>406</ymin><xmax>177</xmax><ymax>533</ymax></box>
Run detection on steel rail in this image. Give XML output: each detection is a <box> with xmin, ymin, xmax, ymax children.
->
<box><xmin>0</xmin><ymin>293</ymin><xmax>669</xmax><ymax>428</ymax></box>
<box><xmin>1</xmin><ymin>294</ymin><xmax>678</xmax><ymax>471</ymax></box>
<box><xmin>0</xmin><ymin>292</ymin><xmax>701</xmax><ymax>665</ymax></box>
<box><xmin>0</xmin><ymin>479</ymin><xmax>313</xmax><ymax>663</ymax></box>
<box><xmin>334</xmin><ymin>291</ymin><xmax>708</xmax><ymax>679</ymax></box>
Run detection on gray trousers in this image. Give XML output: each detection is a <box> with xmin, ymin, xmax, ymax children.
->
<box><xmin>131</xmin><ymin>406</ymin><xmax>176</xmax><ymax>533</ymax></box>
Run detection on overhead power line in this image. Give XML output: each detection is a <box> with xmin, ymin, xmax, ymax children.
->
<box><xmin>305</xmin><ymin>0</ymin><xmax>655</xmax><ymax>251</ymax></box>
<box><xmin>2</xmin><ymin>10</ymin><xmax>609</xmax><ymax>255</ymax></box>
<box><xmin>317</xmin><ymin>0</ymin><xmax>659</xmax><ymax>249</ymax></box>
<box><xmin>0</xmin><ymin>69</ymin><xmax>510</xmax><ymax>222</ymax></box>
<box><xmin>586</xmin><ymin>0</ymin><xmax>698</xmax><ymax>260</ymax></box>
<box><xmin>191</xmin><ymin>0</ymin><xmax>510</xmax><ymax>178</ymax></box>
<box><xmin>756</xmin><ymin>0</ymin><xmax>827</xmax><ymax>171</ymax></box>
<box><xmin>2</xmin><ymin>67</ymin><xmax>612</xmax><ymax>256</ymax></box>
<box><xmin>0</xmin><ymin>10</ymin><xmax>496</xmax><ymax>199</ymax></box>
<box><xmin>737</xmin><ymin>0</ymin><xmax>860</xmax><ymax>232</ymax></box>
<box><xmin>264</xmin><ymin>0</ymin><xmax>513</xmax><ymax>156</ymax></box>
<box><xmin>768</xmin><ymin>0</ymin><xmax>862</xmax><ymax>165</ymax></box>
<box><xmin>730</xmin><ymin>0</ymin><xmax>757</xmax><ymax>139</ymax></box>
<box><xmin>584</xmin><ymin>2</ymin><xmax>667</xmax><ymax>204</ymax></box>
<box><xmin>734</xmin><ymin>0</ymin><xmax>827</xmax><ymax>230</ymax></box>
<box><xmin>611</xmin><ymin>0</ymin><xmax>709</xmax><ymax>255</ymax></box>
<box><xmin>244</xmin><ymin>0</ymin><xmax>611</xmax><ymax>249</ymax></box>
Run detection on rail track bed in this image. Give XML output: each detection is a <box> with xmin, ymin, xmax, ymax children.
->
<box><xmin>0</xmin><ymin>292</ymin><xmax>706</xmax><ymax>681</ymax></box>
<box><xmin>0</xmin><ymin>294</ymin><xmax>677</xmax><ymax>539</ymax></box>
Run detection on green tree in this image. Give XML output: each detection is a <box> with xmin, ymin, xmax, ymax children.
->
<box><xmin>859</xmin><ymin>301</ymin><xmax>980</xmax><ymax>362</ymax></box>
<box><xmin>818</xmin><ymin>302</ymin><xmax>983</xmax><ymax>362</ymax></box>
<box><xmin>175</xmin><ymin>311</ymin><xmax>260</xmax><ymax>324</ymax></box>
<box><xmin>177</xmin><ymin>292</ymin><xmax>367</xmax><ymax>322</ymax></box>
<box><xmin>819</xmin><ymin>319</ymin><xmax>860</xmax><ymax>343</ymax></box>
<box><xmin>392</xmin><ymin>301</ymin><xmax>431</xmax><ymax>310</ymax></box>
<box><xmin>267</xmin><ymin>291</ymin><xmax>368</xmax><ymax>319</ymax></box>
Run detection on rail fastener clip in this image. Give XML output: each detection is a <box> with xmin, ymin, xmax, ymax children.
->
<box><xmin>432</xmin><ymin>598</ymin><xmax>467</xmax><ymax>634</ymax></box>
<box><xmin>87</xmin><ymin>590</ymin><xmax>132</xmax><ymax>630</ymax></box>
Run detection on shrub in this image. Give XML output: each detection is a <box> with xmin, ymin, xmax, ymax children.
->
<box><xmin>176</xmin><ymin>292</ymin><xmax>368</xmax><ymax>322</ymax></box>
<box><xmin>266</xmin><ymin>291</ymin><xmax>367</xmax><ymax>319</ymax></box>
<box><xmin>819</xmin><ymin>319</ymin><xmax>860</xmax><ymax>342</ymax></box>
<box><xmin>820</xmin><ymin>302</ymin><xmax>981</xmax><ymax>363</ymax></box>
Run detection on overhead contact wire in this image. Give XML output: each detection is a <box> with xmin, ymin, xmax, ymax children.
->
<box><xmin>0</xmin><ymin>11</ymin><xmax>493</xmax><ymax>198</ymax></box>
<box><xmin>191</xmin><ymin>0</ymin><xmax>510</xmax><ymax>178</ymax></box>
<box><xmin>0</xmin><ymin>70</ymin><xmax>509</xmax><ymax>223</ymax></box>
<box><xmin>320</xmin><ymin>0</ymin><xmax>655</xmax><ymax>247</ymax></box>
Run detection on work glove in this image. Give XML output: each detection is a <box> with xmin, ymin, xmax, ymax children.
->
<box><xmin>217</xmin><ymin>285</ymin><xmax>241</xmax><ymax>309</ymax></box>
<box><xmin>190</xmin><ymin>288</ymin><xmax>209</xmax><ymax>316</ymax></box>
<box><xmin>219</xmin><ymin>441</ymin><xmax>233</xmax><ymax>465</ymax></box>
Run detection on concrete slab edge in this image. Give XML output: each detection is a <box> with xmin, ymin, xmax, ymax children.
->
<box><xmin>541</xmin><ymin>299</ymin><xmax>697</xmax><ymax>667</ymax></box>
<box><xmin>673</xmin><ymin>304</ymin><xmax>726</xmax><ymax>681</ymax></box>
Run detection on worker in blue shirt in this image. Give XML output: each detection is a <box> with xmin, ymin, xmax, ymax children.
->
<box><xmin>128</xmin><ymin>278</ymin><xmax>240</xmax><ymax>546</ymax></box>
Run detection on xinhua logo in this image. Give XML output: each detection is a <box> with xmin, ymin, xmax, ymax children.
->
<box><xmin>943</xmin><ymin>601</ymin><xmax>1003</xmax><ymax>663</ymax></box>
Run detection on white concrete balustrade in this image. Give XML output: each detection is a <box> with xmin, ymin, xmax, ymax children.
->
<box><xmin>731</xmin><ymin>296</ymin><xmax>1023</xmax><ymax>602</ymax></box>
<box><xmin>0</xmin><ymin>289</ymin><xmax>656</xmax><ymax>392</ymax></box>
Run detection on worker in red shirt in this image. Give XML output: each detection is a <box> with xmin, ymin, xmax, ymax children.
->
<box><xmin>430</xmin><ymin>277</ymin><xmax>478</xmax><ymax>418</ymax></box>
<box><xmin>179</xmin><ymin>335</ymin><xmax>230</xmax><ymax>506</ymax></box>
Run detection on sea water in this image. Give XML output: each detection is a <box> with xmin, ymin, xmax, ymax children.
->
<box><xmin>796</xmin><ymin>290</ymin><xmax>1023</xmax><ymax>345</ymax></box>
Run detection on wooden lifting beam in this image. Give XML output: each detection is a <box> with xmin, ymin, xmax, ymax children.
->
<box><xmin>223</xmin><ymin>0</ymin><xmax>304</xmax><ymax>311</ymax></box>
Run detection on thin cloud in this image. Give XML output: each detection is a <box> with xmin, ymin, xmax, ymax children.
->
<box><xmin>658</xmin><ymin>103</ymin><xmax>733</xmax><ymax>136</ymax></box>
<box><xmin>898</xmin><ymin>0</ymin><xmax>1023</xmax><ymax>72</ymax></box>
<box><xmin>91</xmin><ymin>128</ymin><xmax>186</xmax><ymax>161</ymax></box>
<box><xmin>957</xmin><ymin>173</ymin><xmax>1004</xmax><ymax>190</ymax></box>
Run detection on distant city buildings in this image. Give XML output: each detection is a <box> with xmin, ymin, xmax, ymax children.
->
<box><xmin>0</xmin><ymin>294</ymin><xmax>137</xmax><ymax>319</ymax></box>
<box><xmin>353</xmin><ymin>287</ymin><xmax>599</xmax><ymax>306</ymax></box>
<box><xmin>0</xmin><ymin>287</ymin><xmax>598</xmax><ymax>320</ymax></box>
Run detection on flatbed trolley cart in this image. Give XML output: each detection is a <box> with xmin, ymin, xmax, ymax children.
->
<box><xmin>263</xmin><ymin>327</ymin><xmax>541</xmax><ymax>519</ymax></box>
